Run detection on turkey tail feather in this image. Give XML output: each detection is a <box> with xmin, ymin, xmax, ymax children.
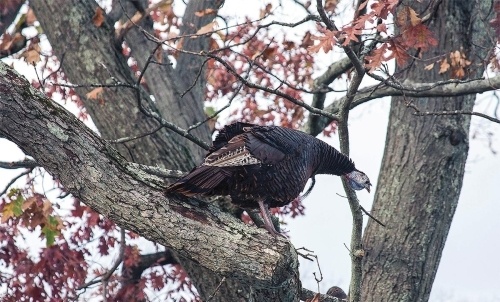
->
<box><xmin>166</xmin><ymin>165</ymin><xmax>231</xmax><ymax>196</ymax></box>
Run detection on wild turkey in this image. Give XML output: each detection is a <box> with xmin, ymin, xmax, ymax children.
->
<box><xmin>166</xmin><ymin>122</ymin><xmax>371</xmax><ymax>236</ymax></box>
<box><xmin>327</xmin><ymin>286</ymin><xmax>348</xmax><ymax>300</ymax></box>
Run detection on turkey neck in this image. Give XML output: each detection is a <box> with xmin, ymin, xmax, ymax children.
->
<box><xmin>313</xmin><ymin>140</ymin><xmax>355</xmax><ymax>176</ymax></box>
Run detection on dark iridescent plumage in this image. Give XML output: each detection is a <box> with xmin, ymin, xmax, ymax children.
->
<box><xmin>327</xmin><ymin>286</ymin><xmax>348</xmax><ymax>300</ymax></box>
<box><xmin>166</xmin><ymin>122</ymin><xmax>371</xmax><ymax>236</ymax></box>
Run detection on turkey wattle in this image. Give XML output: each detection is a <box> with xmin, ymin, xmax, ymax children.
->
<box><xmin>166</xmin><ymin>122</ymin><xmax>371</xmax><ymax>236</ymax></box>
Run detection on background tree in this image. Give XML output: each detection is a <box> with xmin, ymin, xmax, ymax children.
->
<box><xmin>0</xmin><ymin>0</ymin><xmax>499</xmax><ymax>301</ymax></box>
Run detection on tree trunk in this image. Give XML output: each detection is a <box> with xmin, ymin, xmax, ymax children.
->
<box><xmin>30</xmin><ymin>0</ymin><xmax>211</xmax><ymax>170</ymax></box>
<box><xmin>361</xmin><ymin>1</ymin><xmax>494</xmax><ymax>301</ymax></box>
<box><xmin>0</xmin><ymin>63</ymin><xmax>302</xmax><ymax>301</ymax></box>
<box><xmin>29</xmin><ymin>0</ymin><xmax>262</xmax><ymax>300</ymax></box>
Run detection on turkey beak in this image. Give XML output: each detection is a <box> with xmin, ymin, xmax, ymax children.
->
<box><xmin>366</xmin><ymin>184</ymin><xmax>371</xmax><ymax>193</ymax></box>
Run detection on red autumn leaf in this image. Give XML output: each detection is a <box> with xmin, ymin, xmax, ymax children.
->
<box><xmin>388</xmin><ymin>40</ymin><xmax>410</xmax><ymax>66</ymax></box>
<box><xmin>21</xmin><ymin>43</ymin><xmax>41</xmax><ymax>65</ymax></box>
<box><xmin>365</xmin><ymin>43</ymin><xmax>389</xmax><ymax>71</ymax></box>
<box><xmin>341</xmin><ymin>25</ymin><xmax>362</xmax><ymax>45</ymax></box>
<box><xmin>308</xmin><ymin>30</ymin><xmax>337</xmax><ymax>53</ymax></box>
<box><xmin>377</xmin><ymin>22</ymin><xmax>388</xmax><ymax>33</ymax></box>
<box><xmin>92</xmin><ymin>7</ymin><xmax>105</xmax><ymax>27</ymax></box>
<box><xmin>402</xmin><ymin>23</ymin><xmax>438</xmax><ymax>50</ymax></box>
<box><xmin>150</xmin><ymin>271</ymin><xmax>165</xmax><ymax>290</ymax></box>
<box><xmin>371</xmin><ymin>0</ymin><xmax>399</xmax><ymax>19</ymax></box>
<box><xmin>98</xmin><ymin>236</ymin><xmax>109</xmax><ymax>255</ymax></box>
<box><xmin>301</xmin><ymin>31</ymin><xmax>315</xmax><ymax>48</ymax></box>
<box><xmin>396</xmin><ymin>6</ymin><xmax>421</xmax><ymax>28</ymax></box>
<box><xmin>424</xmin><ymin>62</ymin><xmax>435</xmax><ymax>70</ymax></box>
<box><xmin>124</xmin><ymin>245</ymin><xmax>141</xmax><ymax>267</ymax></box>
<box><xmin>195</xmin><ymin>21</ymin><xmax>218</xmax><ymax>36</ymax></box>
<box><xmin>259</xmin><ymin>3</ymin><xmax>273</xmax><ymax>18</ymax></box>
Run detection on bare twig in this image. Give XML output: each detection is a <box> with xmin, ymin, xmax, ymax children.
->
<box><xmin>199</xmin><ymin>50</ymin><xmax>341</xmax><ymax>122</ymax></box>
<box><xmin>78</xmin><ymin>229</ymin><xmax>126</xmax><ymax>291</ymax></box>
<box><xmin>109</xmin><ymin>124</ymin><xmax>165</xmax><ymax>144</ymax></box>
<box><xmin>312</xmin><ymin>254</ymin><xmax>324</xmax><ymax>292</ymax></box>
<box><xmin>295</xmin><ymin>247</ymin><xmax>316</xmax><ymax>261</ymax></box>
<box><xmin>0</xmin><ymin>169</ymin><xmax>33</xmax><ymax>196</ymax></box>
<box><xmin>360</xmin><ymin>205</ymin><xmax>385</xmax><ymax>227</ymax></box>
<box><xmin>206</xmin><ymin>277</ymin><xmax>226</xmax><ymax>302</ymax></box>
<box><xmin>187</xmin><ymin>76</ymin><xmax>247</xmax><ymax>133</ymax></box>
<box><xmin>180</xmin><ymin>58</ymin><xmax>210</xmax><ymax>98</ymax></box>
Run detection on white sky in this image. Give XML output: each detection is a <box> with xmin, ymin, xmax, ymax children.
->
<box><xmin>286</xmin><ymin>98</ymin><xmax>500</xmax><ymax>302</ymax></box>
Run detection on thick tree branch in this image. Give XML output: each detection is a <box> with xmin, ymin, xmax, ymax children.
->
<box><xmin>310</xmin><ymin>75</ymin><xmax>500</xmax><ymax>136</ymax></box>
<box><xmin>0</xmin><ymin>159</ymin><xmax>38</xmax><ymax>169</ymax></box>
<box><xmin>31</xmin><ymin>0</ymin><xmax>208</xmax><ymax>170</ymax></box>
<box><xmin>306</xmin><ymin>57</ymin><xmax>352</xmax><ymax>135</ymax></box>
<box><xmin>122</xmin><ymin>250</ymin><xmax>179</xmax><ymax>283</ymax></box>
<box><xmin>0</xmin><ymin>62</ymin><xmax>301</xmax><ymax>301</ymax></box>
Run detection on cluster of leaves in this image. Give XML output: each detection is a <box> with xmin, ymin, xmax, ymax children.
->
<box><xmin>0</xmin><ymin>189</ymin><xmax>85</xmax><ymax>300</ymax></box>
<box><xmin>205</xmin><ymin>22</ymin><xmax>316</xmax><ymax>128</ymax></box>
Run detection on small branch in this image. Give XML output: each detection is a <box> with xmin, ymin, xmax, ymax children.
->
<box><xmin>410</xmin><ymin>107</ymin><xmax>500</xmax><ymax>124</ymax></box>
<box><xmin>180</xmin><ymin>58</ymin><xmax>210</xmax><ymax>98</ymax></box>
<box><xmin>316</xmin><ymin>0</ymin><xmax>338</xmax><ymax>31</ymax></box>
<box><xmin>0</xmin><ymin>169</ymin><xmax>33</xmax><ymax>196</ymax></box>
<box><xmin>109</xmin><ymin>124</ymin><xmax>165</xmax><ymax>144</ymax></box>
<box><xmin>206</xmin><ymin>276</ymin><xmax>226</xmax><ymax>302</ymax></box>
<box><xmin>78</xmin><ymin>229</ymin><xmax>126</xmax><ymax>291</ymax></box>
<box><xmin>139</xmin><ymin>107</ymin><xmax>211</xmax><ymax>150</ymax></box>
<box><xmin>309</xmin><ymin>75</ymin><xmax>500</xmax><ymax>136</ymax></box>
<box><xmin>0</xmin><ymin>159</ymin><xmax>38</xmax><ymax>169</ymax></box>
<box><xmin>200</xmin><ymin>51</ymin><xmax>341</xmax><ymax>122</ymax></box>
<box><xmin>187</xmin><ymin>78</ymin><xmax>245</xmax><ymax>133</ymax></box>
<box><xmin>360</xmin><ymin>205</ymin><xmax>385</xmax><ymax>227</ymax></box>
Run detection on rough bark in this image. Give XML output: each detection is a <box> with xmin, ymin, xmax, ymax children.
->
<box><xmin>0</xmin><ymin>62</ymin><xmax>301</xmax><ymax>302</ymax></box>
<box><xmin>30</xmin><ymin>0</ymin><xmax>211</xmax><ymax>170</ymax></box>
<box><xmin>29</xmin><ymin>0</ymin><xmax>250</xmax><ymax>298</ymax></box>
<box><xmin>361</xmin><ymin>1</ymin><xmax>494</xmax><ymax>301</ymax></box>
<box><xmin>107</xmin><ymin>1</ymin><xmax>246</xmax><ymax>298</ymax></box>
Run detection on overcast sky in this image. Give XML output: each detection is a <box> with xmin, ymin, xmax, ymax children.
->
<box><xmin>286</xmin><ymin>98</ymin><xmax>500</xmax><ymax>302</ymax></box>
